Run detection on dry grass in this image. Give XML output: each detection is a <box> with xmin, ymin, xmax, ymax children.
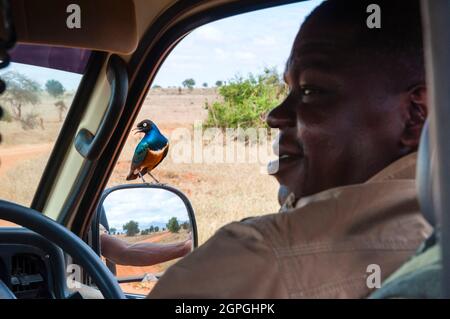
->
<box><xmin>110</xmin><ymin>138</ymin><xmax>279</xmax><ymax>245</ymax></box>
<box><xmin>0</xmin><ymin>94</ymin><xmax>70</xmax><ymax>146</ymax></box>
<box><xmin>0</xmin><ymin>152</ymin><xmax>51</xmax><ymax>206</ymax></box>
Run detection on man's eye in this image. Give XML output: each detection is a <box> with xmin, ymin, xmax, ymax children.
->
<box><xmin>300</xmin><ymin>86</ymin><xmax>320</xmax><ymax>96</ymax></box>
<box><xmin>299</xmin><ymin>86</ymin><xmax>323</xmax><ymax>103</ymax></box>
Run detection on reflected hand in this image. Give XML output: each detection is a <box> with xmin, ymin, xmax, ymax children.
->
<box><xmin>182</xmin><ymin>232</ymin><xmax>193</xmax><ymax>255</ymax></box>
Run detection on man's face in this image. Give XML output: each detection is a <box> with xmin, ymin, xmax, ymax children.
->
<box><xmin>267</xmin><ymin>16</ymin><xmax>409</xmax><ymax>204</ymax></box>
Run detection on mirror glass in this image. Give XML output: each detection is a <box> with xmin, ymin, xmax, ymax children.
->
<box><xmin>100</xmin><ymin>186</ymin><xmax>193</xmax><ymax>295</ymax></box>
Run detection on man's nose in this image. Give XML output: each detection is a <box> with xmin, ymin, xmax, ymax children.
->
<box><xmin>266</xmin><ymin>96</ymin><xmax>296</xmax><ymax>128</ymax></box>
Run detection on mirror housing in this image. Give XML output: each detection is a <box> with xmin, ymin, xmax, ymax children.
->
<box><xmin>92</xmin><ymin>184</ymin><xmax>198</xmax><ymax>282</ymax></box>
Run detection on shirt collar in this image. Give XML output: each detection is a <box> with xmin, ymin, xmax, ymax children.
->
<box><xmin>279</xmin><ymin>152</ymin><xmax>418</xmax><ymax>212</ymax></box>
<box><xmin>366</xmin><ymin>152</ymin><xmax>417</xmax><ymax>182</ymax></box>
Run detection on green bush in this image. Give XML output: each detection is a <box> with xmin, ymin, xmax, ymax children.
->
<box><xmin>45</xmin><ymin>79</ymin><xmax>65</xmax><ymax>98</ymax></box>
<box><xmin>205</xmin><ymin>68</ymin><xmax>287</xmax><ymax>129</ymax></box>
<box><xmin>166</xmin><ymin>217</ymin><xmax>181</xmax><ymax>233</ymax></box>
<box><xmin>123</xmin><ymin>220</ymin><xmax>140</xmax><ymax>237</ymax></box>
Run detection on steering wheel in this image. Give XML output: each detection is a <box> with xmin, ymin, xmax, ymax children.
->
<box><xmin>0</xmin><ymin>200</ymin><xmax>125</xmax><ymax>299</ymax></box>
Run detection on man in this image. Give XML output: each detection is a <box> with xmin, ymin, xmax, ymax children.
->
<box><xmin>148</xmin><ymin>0</ymin><xmax>431</xmax><ymax>298</ymax></box>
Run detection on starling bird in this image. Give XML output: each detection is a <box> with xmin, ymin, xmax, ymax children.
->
<box><xmin>126</xmin><ymin>119</ymin><xmax>169</xmax><ymax>183</ymax></box>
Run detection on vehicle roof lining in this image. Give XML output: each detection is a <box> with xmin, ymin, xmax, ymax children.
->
<box><xmin>2</xmin><ymin>0</ymin><xmax>138</xmax><ymax>54</ymax></box>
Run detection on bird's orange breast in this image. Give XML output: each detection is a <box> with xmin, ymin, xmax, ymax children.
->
<box><xmin>141</xmin><ymin>146</ymin><xmax>168</xmax><ymax>171</ymax></box>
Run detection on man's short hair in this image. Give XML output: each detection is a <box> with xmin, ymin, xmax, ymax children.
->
<box><xmin>303</xmin><ymin>0</ymin><xmax>425</xmax><ymax>92</ymax></box>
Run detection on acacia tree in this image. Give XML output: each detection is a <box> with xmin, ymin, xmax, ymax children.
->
<box><xmin>0</xmin><ymin>71</ymin><xmax>41</xmax><ymax>121</ymax></box>
<box><xmin>181</xmin><ymin>221</ymin><xmax>190</xmax><ymax>230</ymax></box>
<box><xmin>182</xmin><ymin>78</ymin><xmax>195</xmax><ymax>90</ymax></box>
<box><xmin>166</xmin><ymin>217</ymin><xmax>181</xmax><ymax>233</ymax></box>
<box><xmin>123</xmin><ymin>220</ymin><xmax>140</xmax><ymax>237</ymax></box>
<box><xmin>45</xmin><ymin>79</ymin><xmax>67</xmax><ymax>122</ymax></box>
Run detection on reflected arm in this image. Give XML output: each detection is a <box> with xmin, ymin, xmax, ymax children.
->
<box><xmin>100</xmin><ymin>233</ymin><xmax>192</xmax><ymax>266</ymax></box>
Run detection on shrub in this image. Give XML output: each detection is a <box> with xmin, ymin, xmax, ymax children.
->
<box><xmin>166</xmin><ymin>217</ymin><xmax>181</xmax><ymax>233</ymax></box>
<box><xmin>123</xmin><ymin>220</ymin><xmax>140</xmax><ymax>237</ymax></box>
<box><xmin>20</xmin><ymin>112</ymin><xmax>41</xmax><ymax>130</ymax></box>
<box><xmin>205</xmin><ymin>68</ymin><xmax>287</xmax><ymax>129</ymax></box>
<box><xmin>45</xmin><ymin>79</ymin><xmax>65</xmax><ymax>98</ymax></box>
<box><xmin>182</xmin><ymin>78</ymin><xmax>195</xmax><ymax>90</ymax></box>
<box><xmin>0</xmin><ymin>71</ymin><xmax>41</xmax><ymax>120</ymax></box>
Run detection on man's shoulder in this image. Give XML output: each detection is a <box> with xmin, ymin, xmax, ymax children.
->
<box><xmin>228</xmin><ymin>177</ymin><xmax>425</xmax><ymax>248</ymax></box>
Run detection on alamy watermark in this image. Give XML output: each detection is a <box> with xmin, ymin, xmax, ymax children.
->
<box><xmin>366</xmin><ymin>264</ymin><xmax>382</xmax><ymax>289</ymax></box>
<box><xmin>366</xmin><ymin>4</ymin><xmax>381</xmax><ymax>29</ymax></box>
<box><xmin>160</xmin><ymin>122</ymin><xmax>280</xmax><ymax>174</ymax></box>
<box><xmin>66</xmin><ymin>4</ymin><xmax>81</xmax><ymax>29</ymax></box>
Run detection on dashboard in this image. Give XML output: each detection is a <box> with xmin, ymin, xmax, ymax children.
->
<box><xmin>0</xmin><ymin>228</ymin><xmax>67</xmax><ymax>299</ymax></box>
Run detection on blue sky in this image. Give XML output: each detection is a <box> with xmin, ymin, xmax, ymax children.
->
<box><xmin>1</xmin><ymin>63</ymin><xmax>83</xmax><ymax>92</ymax></box>
<box><xmin>154</xmin><ymin>0</ymin><xmax>323</xmax><ymax>87</ymax></box>
<box><xmin>1</xmin><ymin>0</ymin><xmax>323</xmax><ymax>90</ymax></box>
<box><xmin>103</xmin><ymin>188</ymin><xmax>189</xmax><ymax>231</ymax></box>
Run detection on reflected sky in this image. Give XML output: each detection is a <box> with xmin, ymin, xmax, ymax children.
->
<box><xmin>103</xmin><ymin>188</ymin><xmax>189</xmax><ymax>230</ymax></box>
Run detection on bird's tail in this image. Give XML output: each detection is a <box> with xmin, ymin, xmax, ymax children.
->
<box><xmin>126</xmin><ymin>167</ymin><xmax>148</xmax><ymax>181</ymax></box>
<box><xmin>126</xmin><ymin>171</ymin><xmax>138</xmax><ymax>181</ymax></box>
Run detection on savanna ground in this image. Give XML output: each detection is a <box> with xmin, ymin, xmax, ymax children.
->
<box><xmin>0</xmin><ymin>88</ymin><xmax>280</xmax><ymax>294</ymax></box>
<box><xmin>112</xmin><ymin>229</ymin><xmax>190</xmax><ymax>294</ymax></box>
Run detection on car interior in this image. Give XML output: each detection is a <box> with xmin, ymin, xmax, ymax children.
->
<box><xmin>0</xmin><ymin>0</ymin><xmax>449</xmax><ymax>299</ymax></box>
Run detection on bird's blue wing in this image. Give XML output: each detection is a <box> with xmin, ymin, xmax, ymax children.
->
<box><xmin>131</xmin><ymin>142</ymin><xmax>148</xmax><ymax>168</ymax></box>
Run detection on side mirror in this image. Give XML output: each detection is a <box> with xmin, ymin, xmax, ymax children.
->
<box><xmin>92</xmin><ymin>184</ymin><xmax>197</xmax><ymax>295</ymax></box>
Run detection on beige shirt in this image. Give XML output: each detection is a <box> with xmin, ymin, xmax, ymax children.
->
<box><xmin>149</xmin><ymin>153</ymin><xmax>432</xmax><ymax>298</ymax></box>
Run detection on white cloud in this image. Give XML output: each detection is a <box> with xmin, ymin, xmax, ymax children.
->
<box><xmin>253</xmin><ymin>35</ymin><xmax>277</xmax><ymax>46</ymax></box>
<box><xmin>194</xmin><ymin>25</ymin><xmax>224</xmax><ymax>42</ymax></box>
<box><xmin>214</xmin><ymin>48</ymin><xmax>228</xmax><ymax>60</ymax></box>
<box><xmin>103</xmin><ymin>188</ymin><xmax>190</xmax><ymax>230</ymax></box>
<box><xmin>234</xmin><ymin>51</ymin><xmax>256</xmax><ymax>61</ymax></box>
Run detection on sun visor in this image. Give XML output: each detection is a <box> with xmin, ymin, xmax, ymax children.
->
<box><xmin>6</xmin><ymin>0</ymin><xmax>137</xmax><ymax>54</ymax></box>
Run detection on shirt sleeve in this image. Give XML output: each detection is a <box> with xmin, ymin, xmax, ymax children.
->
<box><xmin>147</xmin><ymin>220</ymin><xmax>288</xmax><ymax>299</ymax></box>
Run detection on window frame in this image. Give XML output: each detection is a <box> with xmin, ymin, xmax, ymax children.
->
<box><xmin>68</xmin><ymin>0</ymin><xmax>306</xmax><ymax>237</ymax></box>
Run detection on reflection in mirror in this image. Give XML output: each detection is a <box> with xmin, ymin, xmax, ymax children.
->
<box><xmin>100</xmin><ymin>187</ymin><xmax>193</xmax><ymax>295</ymax></box>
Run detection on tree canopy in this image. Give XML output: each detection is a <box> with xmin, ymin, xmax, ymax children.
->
<box><xmin>45</xmin><ymin>79</ymin><xmax>65</xmax><ymax>98</ymax></box>
<box><xmin>182</xmin><ymin>78</ymin><xmax>195</xmax><ymax>90</ymax></box>
<box><xmin>123</xmin><ymin>220</ymin><xmax>140</xmax><ymax>237</ymax></box>
<box><xmin>166</xmin><ymin>217</ymin><xmax>181</xmax><ymax>233</ymax></box>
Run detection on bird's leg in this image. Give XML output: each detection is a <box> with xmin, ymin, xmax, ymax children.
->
<box><xmin>138</xmin><ymin>172</ymin><xmax>147</xmax><ymax>183</ymax></box>
<box><xmin>148</xmin><ymin>172</ymin><xmax>160</xmax><ymax>184</ymax></box>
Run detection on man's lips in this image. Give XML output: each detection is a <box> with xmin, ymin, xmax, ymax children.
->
<box><xmin>268</xmin><ymin>154</ymin><xmax>303</xmax><ymax>175</ymax></box>
<box><xmin>268</xmin><ymin>148</ymin><xmax>304</xmax><ymax>175</ymax></box>
<box><xmin>268</xmin><ymin>133</ymin><xmax>304</xmax><ymax>175</ymax></box>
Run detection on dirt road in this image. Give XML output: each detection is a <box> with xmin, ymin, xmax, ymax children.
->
<box><xmin>0</xmin><ymin>143</ymin><xmax>53</xmax><ymax>227</ymax></box>
<box><xmin>0</xmin><ymin>143</ymin><xmax>53</xmax><ymax>176</ymax></box>
<box><xmin>115</xmin><ymin>231</ymin><xmax>174</xmax><ymax>295</ymax></box>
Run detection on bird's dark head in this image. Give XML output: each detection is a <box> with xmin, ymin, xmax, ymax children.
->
<box><xmin>133</xmin><ymin>119</ymin><xmax>155</xmax><ymax>135</ymax></box>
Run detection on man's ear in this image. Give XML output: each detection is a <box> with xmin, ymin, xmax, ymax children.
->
<box><xmin>400</xmin><ymin>85</ymin><xmax>427</xmax><ymax>150</ymax></box>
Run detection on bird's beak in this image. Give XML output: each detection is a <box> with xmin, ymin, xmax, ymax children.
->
<box><xmin>133</xmin><ymin>127</ymin><xmax>143</xmax><ymax>135</ymax></box>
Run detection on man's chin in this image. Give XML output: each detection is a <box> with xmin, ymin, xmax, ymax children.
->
<box><xmin>273</xmin><ymin>174</ymin><xmax>305</xmax><ymax>206</ymax></box>
<box><xmin>277</xmin><ymin>185</ymin><xmax>291</xmax><ymax>206</ymax></box>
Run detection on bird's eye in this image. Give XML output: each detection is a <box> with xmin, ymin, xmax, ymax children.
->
<box><xmin>143</xmin><ymin>123</ymin><xmax>147</xmax><ymax>127</ymax></box>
